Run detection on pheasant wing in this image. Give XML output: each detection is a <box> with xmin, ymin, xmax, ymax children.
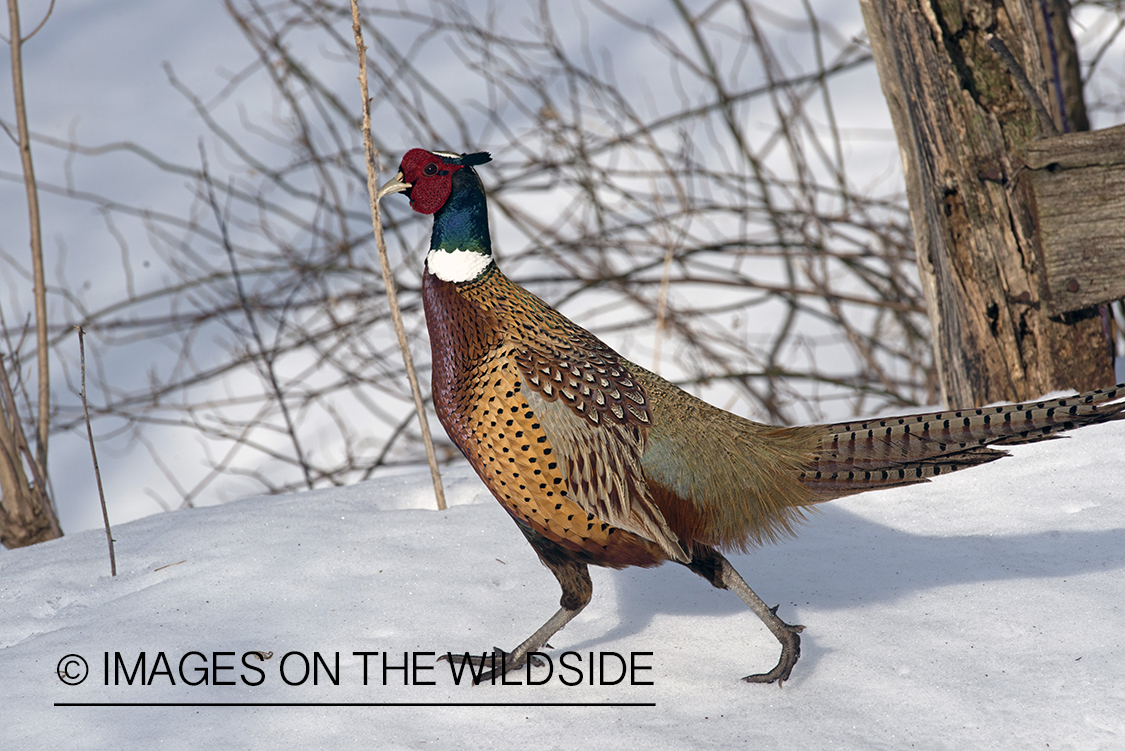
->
<box><xmin>513</xmin><ymin>342</ymin><xmax>688</xmax><ymax>563</ymax></box>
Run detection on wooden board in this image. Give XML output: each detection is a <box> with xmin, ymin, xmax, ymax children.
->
<box><xmin>1021</xmin><ymin>124</ymin><xmax>1125</xmax><ymax>315</ymax></box>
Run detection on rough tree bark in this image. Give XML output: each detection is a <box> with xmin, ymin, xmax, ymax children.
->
<box><xmin>860</xmin><ymin>0</ymin><xmax>1114</xmax><ymax>407</ymax></box>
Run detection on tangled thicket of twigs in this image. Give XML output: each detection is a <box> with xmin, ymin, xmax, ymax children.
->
<box><xmin>4</xmin><ymin>0</ymin><xmax>1123</xmax><ymax>510</ymax></box>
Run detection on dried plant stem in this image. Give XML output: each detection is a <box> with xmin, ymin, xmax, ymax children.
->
<box><xmin>7</xmin><ymin>0</ymin><xmax>49</xmax><ymax>478</ymax></box>
<box><xmin>77</xmin><ymin>326</ymin><xmax>115</xmax><ymax>576</ymax></box>
<box><xmin>349</xmin><ymin>0</ymin><xmax>446</xmax><ymax>510</ymax></box>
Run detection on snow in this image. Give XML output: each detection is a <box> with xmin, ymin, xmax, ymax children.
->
<box><xmin>2</xmin><ymin>420</ymin><xmax>1124</xmax><ymax>750</ymax></box>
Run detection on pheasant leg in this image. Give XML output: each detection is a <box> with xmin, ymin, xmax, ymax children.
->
<box><xmin>686</xmin><ymin>545</ymin><xmax>804</xmax><ymax>686</ymax></box>
<box><xmin>445</xmin><ymin>528</ymin><xmax>593</xmax><ymax>683</ymax></box>
<box><xmin>443</xmin><ymin>604</ymin><xmax>583</xmax><ymax>682</ymax></box>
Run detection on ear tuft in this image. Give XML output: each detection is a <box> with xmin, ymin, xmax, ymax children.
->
<box><xmin>459</xmin><ymin>152</ymin><xmax>492</xmax><ymax>167</ymax></box>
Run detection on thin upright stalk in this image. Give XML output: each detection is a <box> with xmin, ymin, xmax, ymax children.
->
<box><xmin>7</xmin><ymin>0</ymin><xmax>49</xmax><ymax>478</ymax></box>
<box><xmin>78</xmin><ymin>327</ymin><xmax>115</xmax><ymax>576</ymax></box>
<box><xmin>349</xmin><ymin>0</ymin><xmax>446</xmax><ymax>510</ymax></box>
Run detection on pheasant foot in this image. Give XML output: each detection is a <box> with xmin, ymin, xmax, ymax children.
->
<box><xmin>741</xmin><ymin>613</ymin><xmax>804</xmax><ymax>686</ymax></box>
<box><xmin>440</xmin><ymin>647</ymin><xmax>546</xmax><ymax>683</ymax></box>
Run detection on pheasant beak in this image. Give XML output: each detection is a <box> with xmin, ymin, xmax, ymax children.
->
<box><xmin>376</xmin><ymin>171</ymin><xmax>411</xmax><ymax>202</ymax></box>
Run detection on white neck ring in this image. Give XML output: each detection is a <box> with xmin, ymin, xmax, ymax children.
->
<box><xmin>426</xmin><ymin>248</ymin><xmax>492</xmax><ymax>283</ymax></box>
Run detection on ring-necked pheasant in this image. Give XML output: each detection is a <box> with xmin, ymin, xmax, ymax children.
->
<box><xmin>377</xmin><ymin>148</ymin><xmax>1125</xmax><ymax>685</ymax></box>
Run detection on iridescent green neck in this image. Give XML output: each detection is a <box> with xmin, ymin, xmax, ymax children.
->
<box><xmin>430</xmin><ymin>167</ymin><xmax>492</xmax><ymax>257</ymax></box>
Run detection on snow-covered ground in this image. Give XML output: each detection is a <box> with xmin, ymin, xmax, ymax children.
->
<box><xmin>3</xmin><ymin>418</ymin><xmax>1124</xmax><ymax>750</ymax></box>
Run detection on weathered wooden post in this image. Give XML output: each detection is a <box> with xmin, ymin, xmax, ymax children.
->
<box><xmin>859</xmin><ymin>0</ymin><xmax>1117</xmax><ymax>407</ymax></box>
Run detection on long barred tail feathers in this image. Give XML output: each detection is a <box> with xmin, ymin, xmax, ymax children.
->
<box><xmin>800</xmin><ymin>384</ymin><xmax>1125</xmax><ymax>499</ymax></box>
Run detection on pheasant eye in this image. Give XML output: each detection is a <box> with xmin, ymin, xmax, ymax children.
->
<box><xmin>423</xmin><ymin>163</ymin><xmax>438</xmax><ymax>176</ymax></box>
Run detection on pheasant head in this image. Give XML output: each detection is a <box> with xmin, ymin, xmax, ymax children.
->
<box><xmin>378</xmin><ymin>149</ymin><xmax>495</xmax><ymax>283</ymax></box>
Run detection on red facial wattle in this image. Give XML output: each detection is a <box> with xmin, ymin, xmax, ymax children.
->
<box><xmin>398</xmin><ymin>148</ymin><xmax>464</xmax><ymax>215</ymax></box>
